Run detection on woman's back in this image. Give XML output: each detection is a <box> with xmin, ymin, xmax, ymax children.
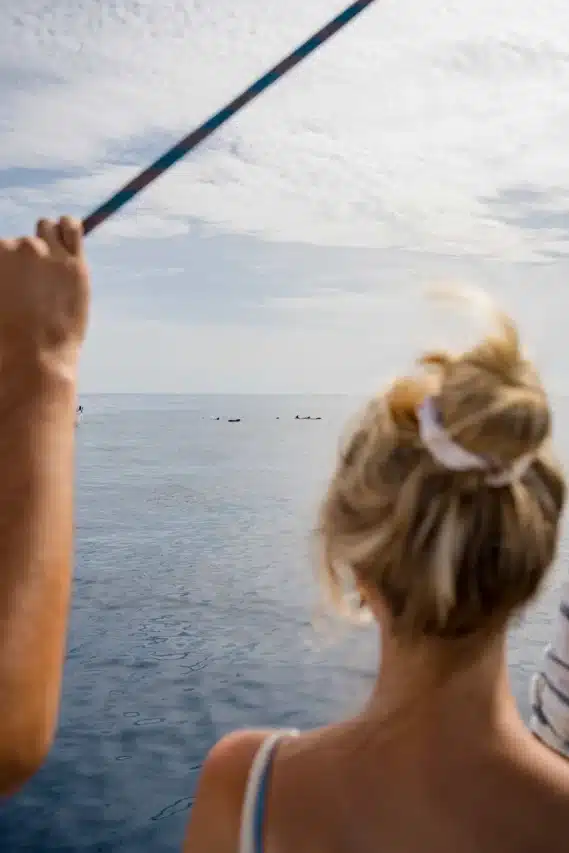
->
<box><xmin>254</xmin><ymin>718</ymin><xmax>569</xmax><ymax>853</ymax></box>
<box><xmin>185</xmin><ymin>297</ymin><xmax>569</xmax><ymax>852</ymax></box>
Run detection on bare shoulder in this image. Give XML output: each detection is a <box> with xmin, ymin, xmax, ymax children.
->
<box><xmin>527</xmin><ymin>733</ymin><xmax>569</xmax><ymax>790</ymax></box>
<box><xmin>510</xmin><ymin>735</ymin><xmax>569</xmax><ymax>842</ymax></box>
<box><xmin>202</xmin><ymin>728</ymin><xmax>272</xmax><ymax>782</ymax></box>
<box><xmin>535</xmin><ymin>757</ymin><xmax>569</xmax><ymax>843</ymax></box>
<box><xmin>182</xmin><ymin>728</ymin><xmax>274</xmax><ymax>853</ymax></box>
<box><xmin>539</xmin><ymin>748</ymin><xmax>569</xmax><ymax>800</ymax></box>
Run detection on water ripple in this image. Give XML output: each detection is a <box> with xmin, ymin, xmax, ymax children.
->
<box><xmin>0</xmin><ymin>393</ymin><xmax>565</xmax><ymax>850</ymax></box>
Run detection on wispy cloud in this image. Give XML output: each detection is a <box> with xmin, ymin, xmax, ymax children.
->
<box><xmin>2</xmin><ymin>2</ymin><xmax>569</xmax><ymax>392</ymax></box>
<box><xmin>2</xmin><ymin>1</ymin><xmax>569</xmax><ymax>257</ymax></box>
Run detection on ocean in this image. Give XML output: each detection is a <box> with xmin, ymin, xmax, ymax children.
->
<box><xmin>0</xmin><ymin>393</ymin><xmax>566</xmax><ymax>852</ymax></box>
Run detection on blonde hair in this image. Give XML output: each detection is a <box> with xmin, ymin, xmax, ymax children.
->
<box><xmin>318</xmin><ymin>299</ymin><xmax>565</xmax><ymax>641</ymax></box>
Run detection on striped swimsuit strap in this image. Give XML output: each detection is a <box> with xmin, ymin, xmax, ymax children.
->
<box><xmin>239</xmin><ymin>730</ymin><xmax>299</xmax><ymax>853</ymax></box>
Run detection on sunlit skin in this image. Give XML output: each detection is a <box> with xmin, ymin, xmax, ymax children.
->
<box><xmin>0</xmin><ymin>218</ymin><xmax>89</xmax><ymax>795</ymax></box>
<box><xmin>0</xmin><ymin>216</ymin><xmax>568</xmax><ymax>853</ymax></box>
<box><xmin>185</xmin><ymin>590</ymin><xmax>569</xmax><ymax>853</ymax></box>
<box><xmin>185</xmin><ymin>302</ymin><xmax>569</xmax><ymax>852</ymax></box>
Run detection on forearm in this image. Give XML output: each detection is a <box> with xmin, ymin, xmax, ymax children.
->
<box><xmin>0</xmin><ymin>361</ymin><xmax>77</xmax><ymax>794</ymax></box>
<box><xmin>530</xmin><ymin>581</ymin><xmax>569</xmax><ymax>759</ymax></box>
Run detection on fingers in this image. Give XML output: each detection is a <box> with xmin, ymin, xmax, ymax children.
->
<box><xmin>0</xmin><ymin>238</ymin><xmax>18</xmax><ymax>254</ymax></box>
<box><xmin>36</xmin><ymin>219</ymin><xmax>61</xmax><ymax>253</ymax></box>
<box><xmin>59</xmin><ymin>217</ymin><xmax>83</xmax><ymax>257</ymax></box>
<box><xmin>36</xmin><ymin>217</ymin><xmax>84</xmax><ymax>258</ymax></box>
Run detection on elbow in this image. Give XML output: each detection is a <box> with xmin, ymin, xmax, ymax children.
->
<box><xmin>0</xmin><ymin>736</ymin><xmax>52</xmax><ymax>797</ymax></box>
<box><xmin>0</xmin><ymin>695</ymin><xmax>61</xmax><ymax>796</ymax></box>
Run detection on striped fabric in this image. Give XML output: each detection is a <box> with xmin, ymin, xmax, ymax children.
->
<box><xmin>239</xmin><ymin>730</ymin><xmax>299</xmax><ymax>853</ymax></box>
<box><xmin>530</xmin><ymin>582</ymin><xmax>569</xmax><ymax>758</ymax></box>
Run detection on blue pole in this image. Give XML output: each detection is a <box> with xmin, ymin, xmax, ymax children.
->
<box><xmin>82</xmin><ymin>0</ymin><xmax>377</xmax><ymax>235</ymax></box>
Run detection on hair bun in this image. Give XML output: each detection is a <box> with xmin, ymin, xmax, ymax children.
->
<box><xmin>420</xmin><ymin>311</ymin><xmax>550</xmax><ymax>467</ymax></box>
<box><xmin>318</xmin><ymin>293</ymin><xmax>564</xmax><ymax>641</ymax></box>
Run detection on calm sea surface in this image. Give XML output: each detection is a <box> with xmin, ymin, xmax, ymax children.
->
<box><xmin>1</xmin><ymin>393</ymin><xmax>567</xmax><ymax>852</ymax></box>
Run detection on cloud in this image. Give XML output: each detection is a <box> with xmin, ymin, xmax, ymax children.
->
<box><xmin>78</xmin><ymin>248</ymin><xmax>569</xmax><ymax>395</ymax></box>
<box><xmin>70</xmin><ymin>220</ymin><xmax>569</xmax><ymax>394</ymax></box>
<box><xmin>2</xmin><ymin>0</ymin><xmax>569</xmax><ymax>259</ymax></box>
<box><xmin>3</xmin><ymin>2</ymin><xmax>569</xmax><ymax>393</ymax></box>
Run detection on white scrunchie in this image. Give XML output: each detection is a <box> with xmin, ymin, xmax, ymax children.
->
<box><xmin>417</xmin><ymin>396</ymin><xmax>534</xmax><ymax>487</ymax></box>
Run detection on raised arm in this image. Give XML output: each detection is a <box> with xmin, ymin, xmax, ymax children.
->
<box><xmin>0</xmin><ymin>218</ymin><xmax>89</xmax><ymax>796</ymax></box>
<box><xmin>530</xmin><ymin>580</ymin><xmax>569</xmax><ymax>758</ymax></box>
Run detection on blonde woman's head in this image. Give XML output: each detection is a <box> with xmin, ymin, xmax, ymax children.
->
<box><xmin>318</xmin><ymin>298</ymin><xmax>565</xmax><ymax>642</ymax></box>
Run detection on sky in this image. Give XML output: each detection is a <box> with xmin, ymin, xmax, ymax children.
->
<box><xmin>2</xmin><ymin>0</ymin><xmax>569</xmax><ymax>393</ymax></box>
